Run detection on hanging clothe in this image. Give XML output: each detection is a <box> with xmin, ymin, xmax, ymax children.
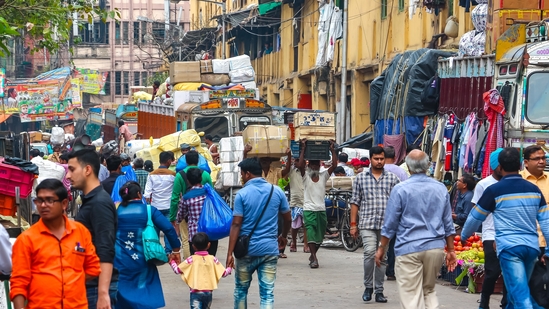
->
<box><xmin>482</xmin><ymin>89</ymin><xmax>506</xmax><ymax>178</ymax></box>
<box><xmin>444</xmin><ymin>114</ymin><xmax>456</xmax><ymax>172</ymax></box>
<box><xmin>432</xmin><ymin>116</ymin><xmax>447</xmax><ymax>181</ymax></box>
<box><xmin>464</xmin><ymin>114</ymin><xmax>479</xmax><ymax>173</ymax></box>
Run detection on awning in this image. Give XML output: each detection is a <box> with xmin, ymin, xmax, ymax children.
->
<box><xmin>214</xmin><ymin>7</ymin><xmax>258</xmax><ymax>28</ymax></box>
<box><xmin>259</xmin><ymin>1</ymin><xmax>281</xmax><ymax>15</ymax></box>
<box><xmin>0</xmin><ymin>114</ymin><xmax>11</xmax><ymax>124</ymax></box>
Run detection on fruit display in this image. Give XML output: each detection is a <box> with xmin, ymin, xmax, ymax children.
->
<box><xmin>445</xmin><ymin>234</ymin><xmax>486</xmax><ymax>293</ymax></box>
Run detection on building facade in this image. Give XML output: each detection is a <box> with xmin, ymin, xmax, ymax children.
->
<box><xmin>191</xmin><ymin>0</ymin><xmax>473</xmax><ymax>139</ymax></box>
<box><xmin>72</xmin><ymin>0</ymin><xmax>191</xmax><ymax>105</ymax></box>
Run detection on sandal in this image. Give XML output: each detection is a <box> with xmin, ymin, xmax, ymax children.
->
<box><xmin>290</xmin><ymin>247</ymin><xmax>297</xmax><ymax>252</ymax></box>
<box><xmin>279</xmin><ymin>253</ymin><xmax>287</xmax><ymax>258</ymax></box>
<box><xmin>310</xmin><ymin>260</ymin><xmax>319</xmax><ymax>268</ymax></box>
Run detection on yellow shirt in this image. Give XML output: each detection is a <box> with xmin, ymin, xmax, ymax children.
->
<box><xmin>178</xmin><ymin>253</ymin><xmax>226</xmax><ymax>291</ymax></box>
<box><xmin>520</xmin><ymin>169</ymin><xmax>549</xmax><ymax>247</ymax></box>
<box><xmin>263</xmin><ymin>167</ymin><xmax>283</xmax><ymax>186</ymax></box>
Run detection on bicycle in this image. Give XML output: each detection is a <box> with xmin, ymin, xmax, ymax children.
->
<box><xmin>325</xmin><ymin>189</ymin><xmax>362</xmax><ymax>252</ymax></box>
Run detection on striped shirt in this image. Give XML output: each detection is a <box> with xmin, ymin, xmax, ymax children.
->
<box><xmin>462</xmin><ymin>174</ymin><xmax>549</xmax><ymax>255</ymax></box>
<box><xmin>350</xmin><ymin>169</ymin><xmax>400</xmax><ymax>230</ymax></box>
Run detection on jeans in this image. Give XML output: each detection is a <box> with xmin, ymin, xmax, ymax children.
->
<box><xmin>386</xmin><ymin>237</ymin><xmax>396</xmax><ymax>277</ymax></box>
<box><xmin>86</xmin><ymin>281</ymin><xmax>118</xmax><ymax>309</ymax></box>
<box><xmin>190</xmin><ymin>291</ymin><xmax>212</xmax><ymax>309</ymax></box>
<box><xmin>157</xmin><ymin>209</ymin><xmax>173</xmax><ymax>254</ymax></box>
<box><xmin>499</xmin><ymin>245</ymin><xmax>538</xmax><ymax>309</ymax></box>
<box><xmin>481</xmin><ymin>240</ymin><xmax>507</xmax><ymax>308</ymax></box>
<box><xmin>234</xmin><ymin>255</ymin><xmax>278</xmax><ymax>309</ymax></box>
<box><xmin>360</xmin><ymin>229</ymin><xmax>387</xmax><ymax>294</ymax></box>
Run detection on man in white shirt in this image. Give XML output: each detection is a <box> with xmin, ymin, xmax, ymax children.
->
<box><xmin>0</xmin><ymin>225</ymin><xmax>11</xmax><ymax>277</ymax></box>
<box><xmin>144</xmin><ymin>151</ymin><xmax>176</xmax><ymax>254</ymax></box>
<box><xmin>282</xmin><ymin>149</ymin><xmax>308</xmax><ymax>253</ymax></box>
<box><xmin>471</xmin><ymin>148</ymin><xmax>507</xmax><ymax>309</ymax></box>
<box><xmin>297</xmin><ymin>139</ymin><xmax>337</xmax><ymax>268</ymax></box>
<box><xmin>337</xmin><ymin>153</ymin><xmax>356</xmax><ymax>176</ymax></box>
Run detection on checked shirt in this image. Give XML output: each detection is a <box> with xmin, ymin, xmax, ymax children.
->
<box><xmin>177</xmin><ymin>185</ymin><xmax>207</xmax><ymax>240</ymax></box>
<box><xmin>350</xmin><ymin>169</ymin><xmax>400</xmax><ymax>230</ymax></box>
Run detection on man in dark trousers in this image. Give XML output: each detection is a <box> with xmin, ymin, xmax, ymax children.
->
<box><xmin>101</xmin><ymin>155</ymin><xmax>122</xmax><ymax>195</ymax></box>
<box><xmin>67</xmin><ymin>148</ymin><xmax>118</xmax><ymax>309</ymax></box>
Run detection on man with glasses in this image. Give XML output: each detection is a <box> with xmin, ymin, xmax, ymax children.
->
<box><xmin>10</xmin><ymin>179</ymin><xmax>101</xmax><ymax>308</ymax></box>
<box><xmin>520</xmin><ymin>144</ymin><xmax>549</xmax><ymax>255</ymax></box>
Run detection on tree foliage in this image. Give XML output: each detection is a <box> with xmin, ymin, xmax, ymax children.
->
<box><xmin>0</xmin><ymin>0</ymin><xmax>119</xmax><ymax>56</ymax></box>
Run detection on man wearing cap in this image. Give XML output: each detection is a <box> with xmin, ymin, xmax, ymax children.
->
<box><xmin>469</xmin><ymin>148</ymin><xmax>507</xmax><ymax>309</ymax></box>
<box><xmin>180</xmin><ymin>143</ymin><xmax>191</xmax><ymax>155</ymax></box>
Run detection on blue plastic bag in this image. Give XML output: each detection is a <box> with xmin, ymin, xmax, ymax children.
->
<box><xmin>111</xmin><ymin>172</ymin><xmax>146</xmax><ymax>205</ymax></box>
<box><xmin>121</xmin><ymin>165</ymin><xmax>138</xmax><ymax>182</ymax></box>
<box><xmin>197</xmin><ymin>183</ymin><xmax>232</xmax><ymax>240</ymax></box>
<box><xmin>176</xmin><ymin>154</ymin><xmax>211</xmax><ymax>174</ymax></box>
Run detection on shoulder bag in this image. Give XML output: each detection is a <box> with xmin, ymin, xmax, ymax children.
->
<box><xmin>233</xmin><ymin>185</ymin><xmax>274</xmax><ymax>259</ymax></box>
<box><xmin>142</xmin><ymin>205</ymin><xmax>168</xmax><ymax>265</ymax></box>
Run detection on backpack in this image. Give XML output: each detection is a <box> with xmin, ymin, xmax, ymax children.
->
<box><xmin>179</xmin><ymin>168</ymin><xmax>203</xmax><ymax>194</ymax></box>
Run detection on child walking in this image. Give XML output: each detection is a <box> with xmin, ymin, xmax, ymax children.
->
<box><xmin>170</xmin><ymin>232</ymin><xmax>231</xmax><ymax>308</ymax></box>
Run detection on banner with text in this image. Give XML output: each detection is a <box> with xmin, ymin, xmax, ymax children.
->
<box><xmin>75</xmin><ymin>69</ymin><xmax>109</xmax><ymax>95</ymax></box>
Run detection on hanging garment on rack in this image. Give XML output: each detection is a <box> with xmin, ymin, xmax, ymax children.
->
<box><xmin>482</xmin><ymin>89</ymin><xmax>506</xmax><ymax>178</ymax></box>
<box><xmin>444</xmin><ymin>114</ymin><xmax>456</xmax><ymax>171</ymax></box>
<box><xmin>464</xmin><ymin>114</ymin><xmax>479</xmax><ymax>172</ymax></box>
<box><xmin>459</xmin><ymin>119</ymin><xmax>472</xmax><ymax>169</ymax></box>
<box><xmin>432</xmin><ymin>116</ymin><xmax>447</xmax><ymax>181</ymax></box>
<box><xmin>384</xmin><ymin>133</ymin><xmax>407</xmax><ymax>165</ymax></box>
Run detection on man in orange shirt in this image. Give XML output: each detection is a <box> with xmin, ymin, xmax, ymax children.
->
<box><xmin>10</xmin><ymin>179</ymin><xmax>101</xmax><ymax>309</ymax></box>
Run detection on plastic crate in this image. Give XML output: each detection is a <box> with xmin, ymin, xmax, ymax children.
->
<box><xmin>0</xmin><ymin>161</ymin><xmax>35</xmax><ymax>198</ymax></box>
<box><xmin>442</xmin><ymin>265</ymin><xmax>469</xmax><ymax>286</ymax></box>
<box><xmin>0</xmin><ymin>194</ymin><xmax>16</xmax><ymax>216</ymax></box>
<box><xmin>303</xmin><ymin>141</ymin><xmax>330</xmax><ymax>161</ymax></box>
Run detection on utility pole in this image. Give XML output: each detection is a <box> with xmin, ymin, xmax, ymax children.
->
<box><xmin>338</xmin><ymin>0</ymin><xmax>348</xmax><ymax>144</ymax></box>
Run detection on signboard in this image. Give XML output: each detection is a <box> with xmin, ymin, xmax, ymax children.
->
<box><xmin>74</xmin><ymin>68</ymin><xmax>109</xmax><ymax>95</ymax></box>
<box><xmin>120</xmin><ymin>111</ymin><xmax>138</xmax><ymax>120</ymax></box>
<box><xmin>70</xmin><ymin>78</ymin><xmax>82</xmax><ymax>107</ymax></box>
<box><xmin>209</xmin><ymin>89</ymin><xmax>257</xmax><ymax>99</ymax></box>
<box><xmin>0</xmin><ymin>68</ymin><xmax>4</xmax><ymax>98</ymax></box>
<box><xmin>4</xmin><ymin>80</ymin><xmax>77</xmax><ymax>122</ymax></box>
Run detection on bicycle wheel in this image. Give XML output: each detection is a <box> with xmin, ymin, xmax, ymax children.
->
<box><xmin>340</xmin><ymin>208</ymin><xmax>361</xmax><ymax>252</ymax></box>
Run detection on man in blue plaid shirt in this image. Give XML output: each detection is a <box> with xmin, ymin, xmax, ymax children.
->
<box><xmin>350</xmin><ymin>146</ymin><xmax>400</xmax><ymax>304</ymax></box>
<box><xmin>133</xmin><ymin>158</ymin><xmax>149</xmax><ymax>193</ymax></box>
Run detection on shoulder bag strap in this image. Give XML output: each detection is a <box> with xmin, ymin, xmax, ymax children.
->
<box><xmin>248</xmin><ymin>185</ymin><xmax>274</xmax><ymax>239</ymax></box>
<box><xmin>146</xmin><ymin>205</ymin><xmax>154</xmax><ymax>227</ymax></box>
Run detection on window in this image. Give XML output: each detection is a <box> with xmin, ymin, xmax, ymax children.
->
<box><xmin>115</xmin><ymin>22</ymin><xmax>121</xmax><ymax>44</ymax></box>
<box><xmin>122</xmin><ymin>21</ymin><xmax>129</xmax><ymax>44</ymax></box>
<box><xmin>194</xmin><ymin>117</ymin><xmax>229</xmax><ymax>139</ymax></box>
<box><xmin>123</xmin><ymin>71</ymin><xmax>129</xmax><ymax>95</ymax></box>
<box><xmin>399</xmin><ymin>0</ymin><xmax>405</xmax><ymax>12</ymax></box>
<box><xmin>141</xmin><ymin>21</ymin><xmax>147</xmax><ymax>44</ymax></box>
<box><xmin>134</xmin><ymin>71</ymin><xmax>140</xmax><ymax>86</ymax></box>
<box><xmin>78</xmin><ymin>22</ymin><xmax>109</xmax><ymax>44</ymax></box>
<box><xmin>115</xmin><ymin>71</ymin><xmax>121</xmax><ymax>95</ymax></box>
<box><xmin>382</xmin><ymin>0</ymin><xmax>388</xmax><ymax>19</ymax></box>
<box><xmin>133</xmin><ymin>22</ymin><xmax>140</xmax><ymax>45</ymax></box>
<box><xmin>104</xmin><ymin>72</ymin><xmax>111</xmax><ymax>95</ymax></box>
<box><xmin>526</xmin><ymin>72</ymin><xmax>549</xmax><ymax>124</ymax></box>
<box><xmin>292</xmin><ymin>2</ymin><xmax>302</xmax><ymax>72</ymax></box>
<box><xmin>141</xmin><ymin>71</ymin><xmax>148</xmax><ymax>86</ymax></box>
<box><xmin>152</xmin><ymin>23</ymin><xmax>165</xmax><ymax>42</ymax></box>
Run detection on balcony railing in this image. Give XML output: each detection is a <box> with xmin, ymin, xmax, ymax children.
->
<box><xmin>251</xmin><ymin>51</ymin><xmax>280</xmax><ymax>86</ymax></box>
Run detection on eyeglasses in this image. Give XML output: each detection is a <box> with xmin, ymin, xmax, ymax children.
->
<box><xmin>527</xmin><ymin>156</ymin><xmax>546</xmax><ymax>162</ymax></box>
<box><xmin>33</xmin><ymin>198</ymin><xmax>61</xmax><ymax>206</ymax></box>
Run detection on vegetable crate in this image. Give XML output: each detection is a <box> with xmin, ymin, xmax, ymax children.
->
<box><xmin>442</xmin><ymin>265</ymin><xmax>468</xmax><ymax>286</ymax></box>
<box><xmin>473</xmin><ymin>271</ymin><xmax>504</xmax><ymax>294</ymax></box>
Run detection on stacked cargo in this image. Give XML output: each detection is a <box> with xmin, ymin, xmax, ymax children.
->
<box><xmin>242</xmin><ymin>125</ymin><xmax>290</xmax><ymax>158</ymax></box>
<box><xmin>218</xmin><ymin>136</ymin><xmax>245</xmax><ymax>188</ymax></box>
<box><xmin>486</xmin><ymin>0</ymin><xmax>543</xmax><ymax>52</ymax></box>
<box><xmin>169</xmin><ymin>55</ymin><xmax>257</xmax><ymax>89</ymax></box>
<box><xmin>459</xmin><ymin>0</ymin><xmax>488</xmax><ymax>56</ymax></box>
<box><xmin>289</xmin><ymin>111</ymin><xmax>336</xmax><ymax>160</ymax></box>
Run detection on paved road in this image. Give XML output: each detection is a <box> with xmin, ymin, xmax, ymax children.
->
<box><xmin>159</xmin><ymin>239</ymin><xmax>503</xmax><ymax>308</ymax></box>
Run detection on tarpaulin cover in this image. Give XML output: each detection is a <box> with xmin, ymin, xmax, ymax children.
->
<box><xmin>258</xmin><ymin>1</ymin><xmax>281</xmax><ymax>15</ymax></box>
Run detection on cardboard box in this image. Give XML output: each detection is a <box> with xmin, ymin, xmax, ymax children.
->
<box><xmin>170</xmin><ymin>61</ymin><xmax>201</xmax><ymax>84</ymax></box>
<box><xmin>490</xmin><ymin>0</ymin><xmax>538</xmax><ymax>10</ymax></box>
<box><xmin>293</xmin><ymin>126</ymin><xmax>336</xmax><ymax>141</ymax></box>
<box><xmin>242</xmin><ymin>125</ymin><xmax>290</xmax><ymax>158</ymax></box>
<box><xmin>293</xmin><ymin>111</ymin><xmax>336</xmax><ymax>127</ymax></box>
<box><xmin>28</xmin><ymin>131</ymin><xmax>42</xmax><ymax>142</ymax></box>
<box><xmin>200</xmin><ymin>60</ymin><xmax>213</xmax><ymax>73</ymax></box>
<box><xmin>488</xmin><ymin>9</ymin><xmax>541</xmax><ymax>47</ymax></box>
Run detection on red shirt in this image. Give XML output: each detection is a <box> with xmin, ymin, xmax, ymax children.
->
<box><xmin>10</xmin><ymin>216</ymin><xmax>101</xmax><ymax>309</ymax></box>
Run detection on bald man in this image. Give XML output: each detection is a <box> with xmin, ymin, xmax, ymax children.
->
<box><xmin>375</xmin><ymin>150</ymin><xmax>457</xmax><ymax>309</ymax></box>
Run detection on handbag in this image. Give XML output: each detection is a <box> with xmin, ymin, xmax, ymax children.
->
<box><xmin>529</xmin><ymin>260</ymin><xmax>549</xmax><ymax>308</ymax></box>
<box><xmin>233</xmin><ymin>185</ymin><xmax>274</xmax><ymax>259</ymax></box>
<box><xmin>142</xmin><ymin>205</ymin><xmax>168</xmax><ymax>265</ymax></box>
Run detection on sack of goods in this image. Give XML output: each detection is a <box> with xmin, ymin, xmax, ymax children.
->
<box><xmin>51</xmin><ymin>126</ymin><xmax>65</xmax><ymax>145</ymax></box>
<box><xmin>197</xmin><ymin>184</ymin><xmax>233</xmax><ymax>240</ymax></box>
<box><xmin>229</xmin><ymin>66</ymin><xmax>256</xmax><ymax>83</ymax></box>
<box><xmin>243</xmin><ymin>125</ymin><xmax>290</xmax><ymax>158</ymax></box>
<box><xmin>325</xmin><ymin>176</ymin><xmax>355</xmax><ymax>192</ymax></box>
<box><xmin>218</xmin><ymin>136</ymin><xmax>245</xmax><ymax>188</ymax></box>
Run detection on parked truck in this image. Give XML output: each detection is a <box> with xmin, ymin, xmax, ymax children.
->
<box><xmin>103</xmin><ymin>104</ymin><xmax>138</xmax><ymax>142</ymax></box>
<box><xmin>137</xmin><ymin>89</ymin><xmax>271</xmax><ymax>140</ymax></box>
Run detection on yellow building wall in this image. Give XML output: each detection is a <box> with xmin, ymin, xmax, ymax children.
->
<box><xmin>189</xmin><ymin>0</ymin><xmax>476</xmax><ymax>137</ymax></box>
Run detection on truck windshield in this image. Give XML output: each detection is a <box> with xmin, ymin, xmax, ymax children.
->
<box><xmin>527</xmin><ymin>72</ymin><xmax>549</xmax><ymax>124</ymax></box>
<box><xmin>194</xmin><ymin>117</ymin><xmax>229</xmax><ymax>139</ymax></box>
<box><xmin>239</xmin><ymin>116</ymin><xmax>270</xmax><ymax>131</ymax></box>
